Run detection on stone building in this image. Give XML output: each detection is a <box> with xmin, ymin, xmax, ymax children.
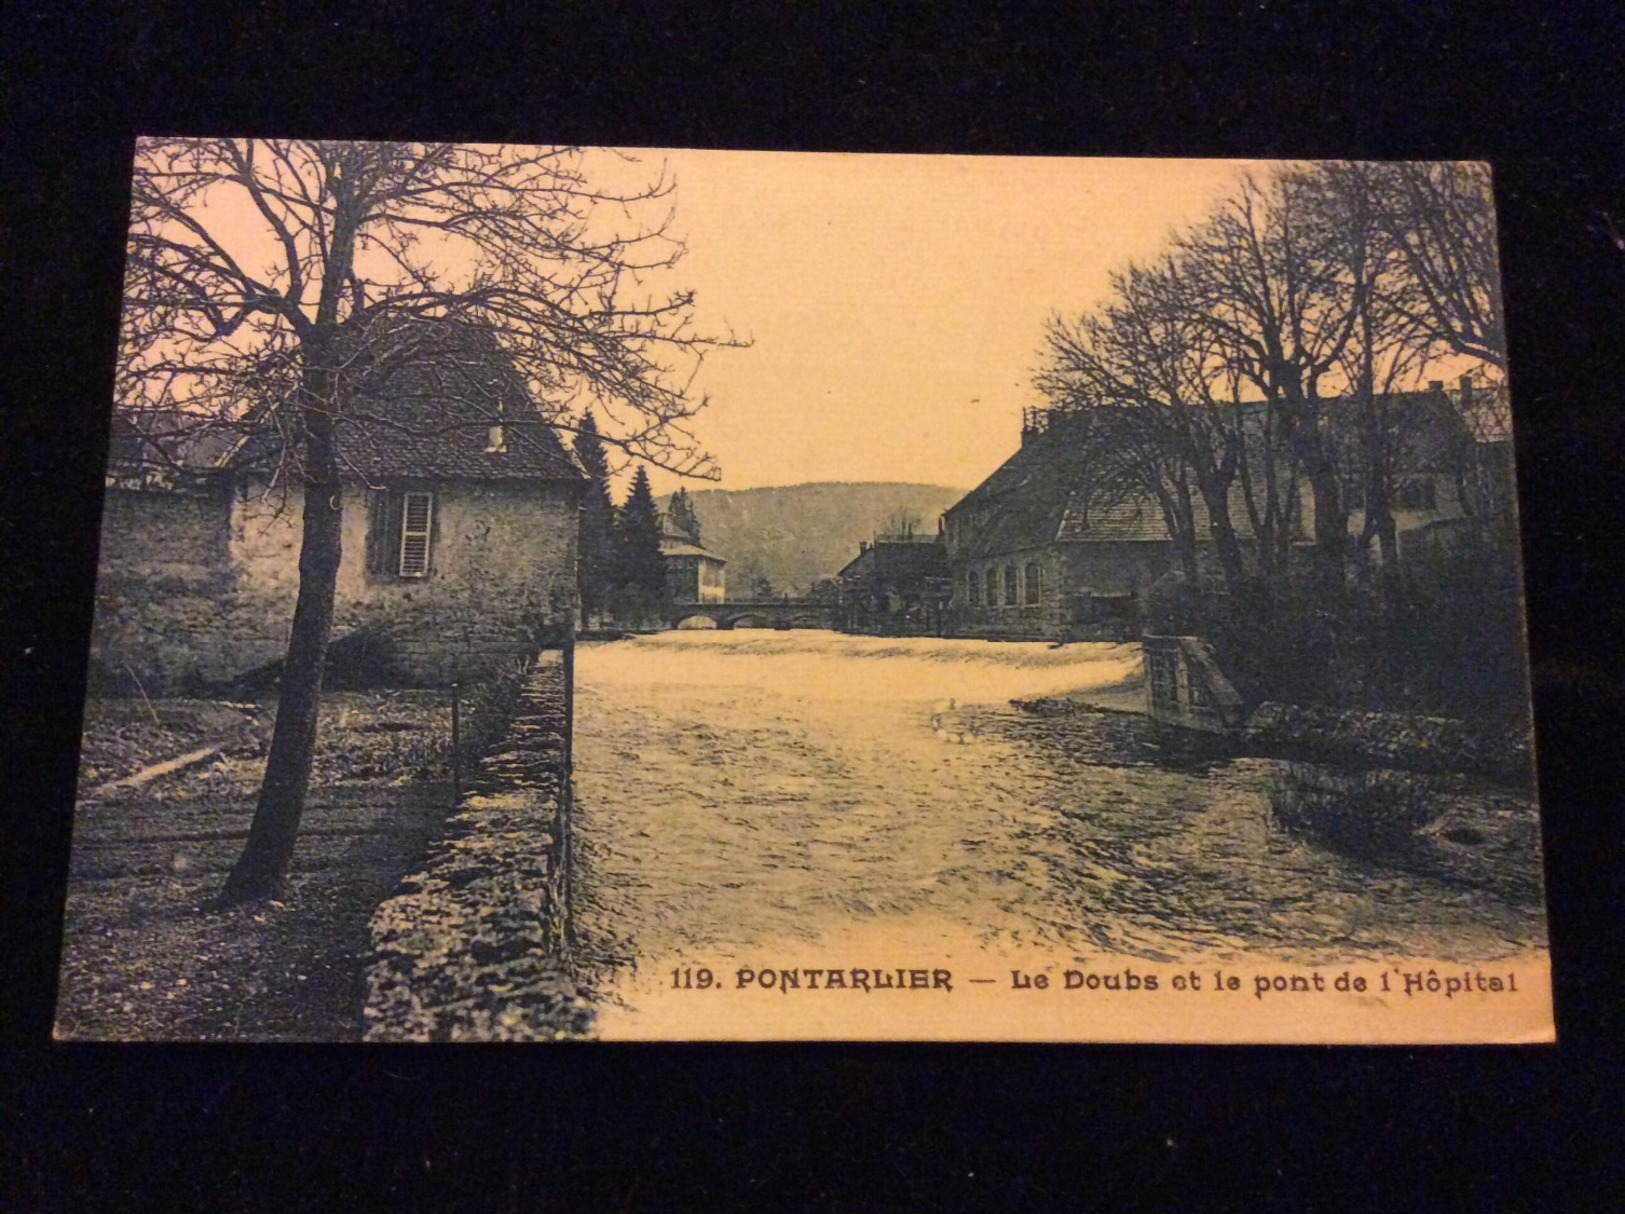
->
<box><xmin>942</xmin><ymin>377</ymin><xmax>1507</xmax><ymax>644</ymax></box>
<box><xmin>940</xmin><ymin>414</ymin><xmax>1217</xmax><ymax>642</ymax></box>
<box><xmin>660</xmin><ymin>532</ymin><xmax>727</xmax><ymax>605</ymax></box>
<box><xmin>1327</xmin><ymin>376</ymin><xmax>1515</xmax><ymax>563</ymax></box>
<box><xmin>834</xmin><ymin>536</ymin><xmax>950</xmax><ymax>635</ymax></box>
<box><xmin>88</xmin><ymin>332</ymin><xmax>586</xmax><ymax>691</ymax></box>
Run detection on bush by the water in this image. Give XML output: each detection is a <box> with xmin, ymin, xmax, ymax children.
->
<box><xmin>1269</xmin><ymin>762</ymin><xmax>1439</xmax><ymax>854</ymax></box>
<box><xmin>1147</xmin><ymin>520</ymin><xmax>1529</xmax><ymax>721</ymax></box>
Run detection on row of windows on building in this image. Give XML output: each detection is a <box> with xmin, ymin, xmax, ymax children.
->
<box><xmin>963</xmin><ymin>561</ymin><xmax>1043</xmax><ymax>608</ymax></box>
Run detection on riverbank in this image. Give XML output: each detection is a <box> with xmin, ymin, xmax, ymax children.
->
<box><xmin>56</xmin><ymin>690</ymin><xmax>462</xmax><ymax>1040</ymax></box>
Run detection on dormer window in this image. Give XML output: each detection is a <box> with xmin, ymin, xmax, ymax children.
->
<box><xmin>485</xmin><ymin>423</ymin><xmax>507</xmax><ymax>453</ymax></box>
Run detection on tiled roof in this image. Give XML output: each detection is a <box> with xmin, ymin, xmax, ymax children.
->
<box><xmin>660</xmin><ymin>539</ymin><xmax>725</xmax><ymax>562</ymax></box>
<box><xmin>1056</xmin><ymin>479</ymin><xmax>1263</xmax><ymax>543</ymax></box>
<box><xmin>230</xmin><ymin>320</ymin><xmax>585</xmax><ymax>484</ymax></box>
<box><xmin>946</xmin><ymin>435</ymin><xmax>1085</xmax><ymax>559</ymax></box>
<box><xmin>837</xmin><ymin>538</ymin><xmax>945</xmax><ymax>580</ymax></box>
<box><xmin>106</xmin><ymin>409</ymin><xmax>239</xmax><ymax>473</ymax></box>
<box><xmin>950</xmin><ymin>425</ymin><xmax>1273</xmax><ymax>559</ymax></box>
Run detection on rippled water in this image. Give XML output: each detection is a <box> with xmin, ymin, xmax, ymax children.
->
<box><xmin>571</xmin><ymin>631</ymin><xmax>1546</xmax><ymax>994</ymax></box>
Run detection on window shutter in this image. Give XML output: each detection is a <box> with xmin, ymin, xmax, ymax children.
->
<box><xmin>399</xmin><ymin>491</ymin><xmax>433</xmax><ymax>576</ymax></box>
<box><xmin>365</xmin><ymin>490</ymin><xmax>390</xmax><ymax>575</ymax></box>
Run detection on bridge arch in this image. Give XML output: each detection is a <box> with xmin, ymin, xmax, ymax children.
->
<box><xmin>665</xmin><ymin>599</ymin><xmax>838</xmax><ymax>632</ymax></box>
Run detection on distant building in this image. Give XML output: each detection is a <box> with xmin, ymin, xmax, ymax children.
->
<box><xmin>89</xmin><ymin>324</ymin><xmax>586</xmax><ymax>691</ymax></box>
<box><xmin>661</xmin><ymin>528</ymin><xmax>727</xmax><ymax>605</ymax></box>
<box><xmin>941</xmin><ymin>411</ymin><xmax>1221</xmax><ymax>642</ymax></box>
<box><xmin>835</xmin><ymin>536</ymin><xmax>950</xmax><ymax>635</ymax></box>
<box><xmin>941</xmin><ymin>376</ymin><xmax>1506</xmax><ymax>643</ymax></box>
<box><xmin>1328</xmin><ymin>376</ymin><xmax>1515</xmax><ymax>562</ymax></box>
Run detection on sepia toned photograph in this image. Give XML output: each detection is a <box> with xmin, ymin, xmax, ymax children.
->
<box><xmin>55</xmin><ymin>142</ymin><xmax>1549</xmax><ymax>1042</ymax></box>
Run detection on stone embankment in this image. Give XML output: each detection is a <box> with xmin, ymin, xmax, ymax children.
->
<box><xmin>363</xmin><ymin>654</ymin><xmax>592</xmax><ymax>1041</ymax></box>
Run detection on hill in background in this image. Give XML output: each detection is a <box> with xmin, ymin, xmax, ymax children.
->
<box><xmin>663</xmin><ymin>482</ymin><xmax>967</xmax><ymax>597</ymax></box>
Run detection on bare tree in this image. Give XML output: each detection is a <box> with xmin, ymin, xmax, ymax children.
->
<box><xmin>120</xmin><ymin>139</ymin><xmax>736</xmax><ymax>900</ymax></box>
<box><xmin>1176</xmin><ymin>169</ymin><xmax>1373</xmax><ymax>579</ymax></box>
<box><xmin>1316</xmin><ymin>161</ymin><xmax>1440</xmax><ymax>568</ymax></box>
<box><xmin>1039</xmin><ymin>250</ymin><xmax>1264</xmax><ymax>593</ymax></box>
<box><xmin>879</xmin><ymin>509</ymin><xmax>922</xmax><ymax>541</ymax></box>
<box><xmin>1375</xmin><ymin>162</ymin><xmax>1506</xmax><ymax>370</ymax></box>
<box><xmin>1038</xmin><ymin>161</ymin><xmax>1502</xmax><ymax>590</ymax></box>
<box><xmin>1038</xmin><ymin>309</ymin><xmax>1203</xmax><ymax>586</ymax></box>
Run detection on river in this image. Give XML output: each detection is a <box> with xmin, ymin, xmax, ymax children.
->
<box><xmin>569</xmin><ymin>630</ymin><xmax>1547</xmax><ymax>1039</ymax></box>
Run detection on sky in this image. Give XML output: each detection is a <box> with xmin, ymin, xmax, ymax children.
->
<box><xmin>612</xmin><ymin>151</ymin><xmax>1263</xmax><ymax>496</ymax></box>
<box><xmin>130</xmin><ymin>142</ymin><xmax>1267</xmax><ymax>496</ymax></box>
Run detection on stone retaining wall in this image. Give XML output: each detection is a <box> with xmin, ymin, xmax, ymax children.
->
<box><xmin>362</xmin><ymin>654</ymin><xmax>592</xmax><ymax>1041</ymax></box>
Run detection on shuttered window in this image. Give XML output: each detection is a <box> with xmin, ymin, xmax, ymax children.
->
<box><xmin>399</xmin><ymin>491</ymin><xmax>433</xmax><ymax>576</ymax></box>
<box><xmin>367</xmin><ymin>489</ymin><xmax>435</xmax><ymax>578</ymax></box>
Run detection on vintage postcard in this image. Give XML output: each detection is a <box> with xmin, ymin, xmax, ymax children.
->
<box><xmin>55</xmin><ymin>144</ymin><xmax>1549</xmax><ymax>1042</ymax></box>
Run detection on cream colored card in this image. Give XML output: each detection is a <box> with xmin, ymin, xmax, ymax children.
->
<box><xmin>57</xmin><ymin>145</ymin><xmax>1548</xmax><ymax>1043</ymax></box>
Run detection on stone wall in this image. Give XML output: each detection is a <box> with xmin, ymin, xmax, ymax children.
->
<box><xmin>953</xmin><ymin>546</ymin><xmax>1062</xmax><ymax>638</ymax></box>
<box><xmin>1247</xmin><ymin>702</ymin><xmax>1533</xmax><ymax>781</ymax></box>
<box><xmin>87</xmin><ymin>484</ymin><xmax>288</xmax><ymax>693</ymax></box>
<box><xmin>363</xmin><ymin>654</ymin><xmax>592</xmax><ymax>1041</ymax></box>
<box><xmin>952</xmin><ymin>542</ymin><xmax>1174</xmax><ymax>641</ymax></box>
<box><xmin>88</xmin><ymin>476</ymin><xmax>580</xmax><ymax>691</ymax></box>
<box><xmin>1143</xmin><ymin>634</ymin><xmax>1247</xmax><ymax>734</ymax></box>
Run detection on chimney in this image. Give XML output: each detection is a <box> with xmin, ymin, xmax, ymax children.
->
<box><xmin>1427</xmin><ymin>379</ymin><xmax>1445</xmax><ymax>396</ymax></box>
<box><xmin>1459</xmin><ymin>373</ymin><xmax>1474</xmax><ymax>410</ymax></box>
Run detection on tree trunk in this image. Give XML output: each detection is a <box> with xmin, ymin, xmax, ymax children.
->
<box><xmin>1279</xmin><ymin>380</ymin><xmax>1346</xmax><ymax>585</ymax></box>
<box><xmin>222</xmin><ymin>370</ymin><xmax>344</xmax><ymax>902</ymax></box>
<box><xmin>1199</xmin><ymin>476</ymin><xmax>1248</xmax><ymax>594</ymax></box>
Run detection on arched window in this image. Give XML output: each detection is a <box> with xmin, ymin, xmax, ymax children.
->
<box><xmin>1004</xmin><ymin>565</ymin><xmax>1018</xmax><ymax>606</ymax></box>
<box><xmin>1025</xmin><ymin>561</ymin><xmax>1041</xmax><ymax>604</ymax></box>
<box><xmin>967</xmin><ymin>571</ymin><xmax>979</xmax><ymax>606</ymax></box>
<box><xmin>985</xmin><ymin>568</ymin><xmax>998</xmax><ymax>606</ymax></box>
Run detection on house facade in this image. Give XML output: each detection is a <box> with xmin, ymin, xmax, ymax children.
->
<box><xmin>941</xmin><ymin>414</ymin><xmax>1197</xmax><ymax>642</ymax></box>
<box><xmin>1329</xmin><ymin>376</ymin><xmax>1514</xmax><ymax>563</ymax></box>
<box><xmin>834</xmin><ymin>536</ymin><xmax>951</xmax><ymax>635</ymax></box>
<box><xmin>661</xmin><ymin>532</ymin><xmax>727</xmax><ymax>605</ymax></box>
<box><xmin>89</xmin><ymin>333</ymin><xmax>586</xmax><ymax>691</ymax></box>
<box><xmin>942</xmin><ymin>377</ymin><xmax>1503</xmax><ymax>643</ymax></box>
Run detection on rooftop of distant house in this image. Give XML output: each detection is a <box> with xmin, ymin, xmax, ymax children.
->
<box><xmin>660</xmin><ymin>538</ymin><xmax>726</xmax><ymax>562</ymax></box>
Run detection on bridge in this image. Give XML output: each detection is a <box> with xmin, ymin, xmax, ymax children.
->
<box><xmin>669</xmin><ymin>598</ymin><xmax>837</xmax><ymax>631</ymax></box>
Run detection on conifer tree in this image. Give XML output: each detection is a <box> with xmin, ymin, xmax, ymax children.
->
<box><xmin>614</xmin><ymin>466</ymin><xmax>668</xmax><ymax>623</ymax></box>
<box><xmin>572</xmin><ymin>411</ymin><xmax>616</xmax><ymax>622</ymax></box>
<box><xmin>667</xmin><ymin>485</ymin><xmax>703</xmax><ymax>545</ymax></box>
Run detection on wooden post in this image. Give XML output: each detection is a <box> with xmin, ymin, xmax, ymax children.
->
<box><xmin>560</xmin><ymin>614</ymin><xmax>576</xmax><ymax>947</ymax></box>
<box><xmin>449</xmin><ymin>678</ymin><xmax>461</xmax><ymax>808</ymax></box>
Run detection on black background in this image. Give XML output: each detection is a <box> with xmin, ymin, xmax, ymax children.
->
<box><xmin>4</xmin><ymin>6</ymin><xmax>1623</xmax><ymax>1211</ymax></box>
